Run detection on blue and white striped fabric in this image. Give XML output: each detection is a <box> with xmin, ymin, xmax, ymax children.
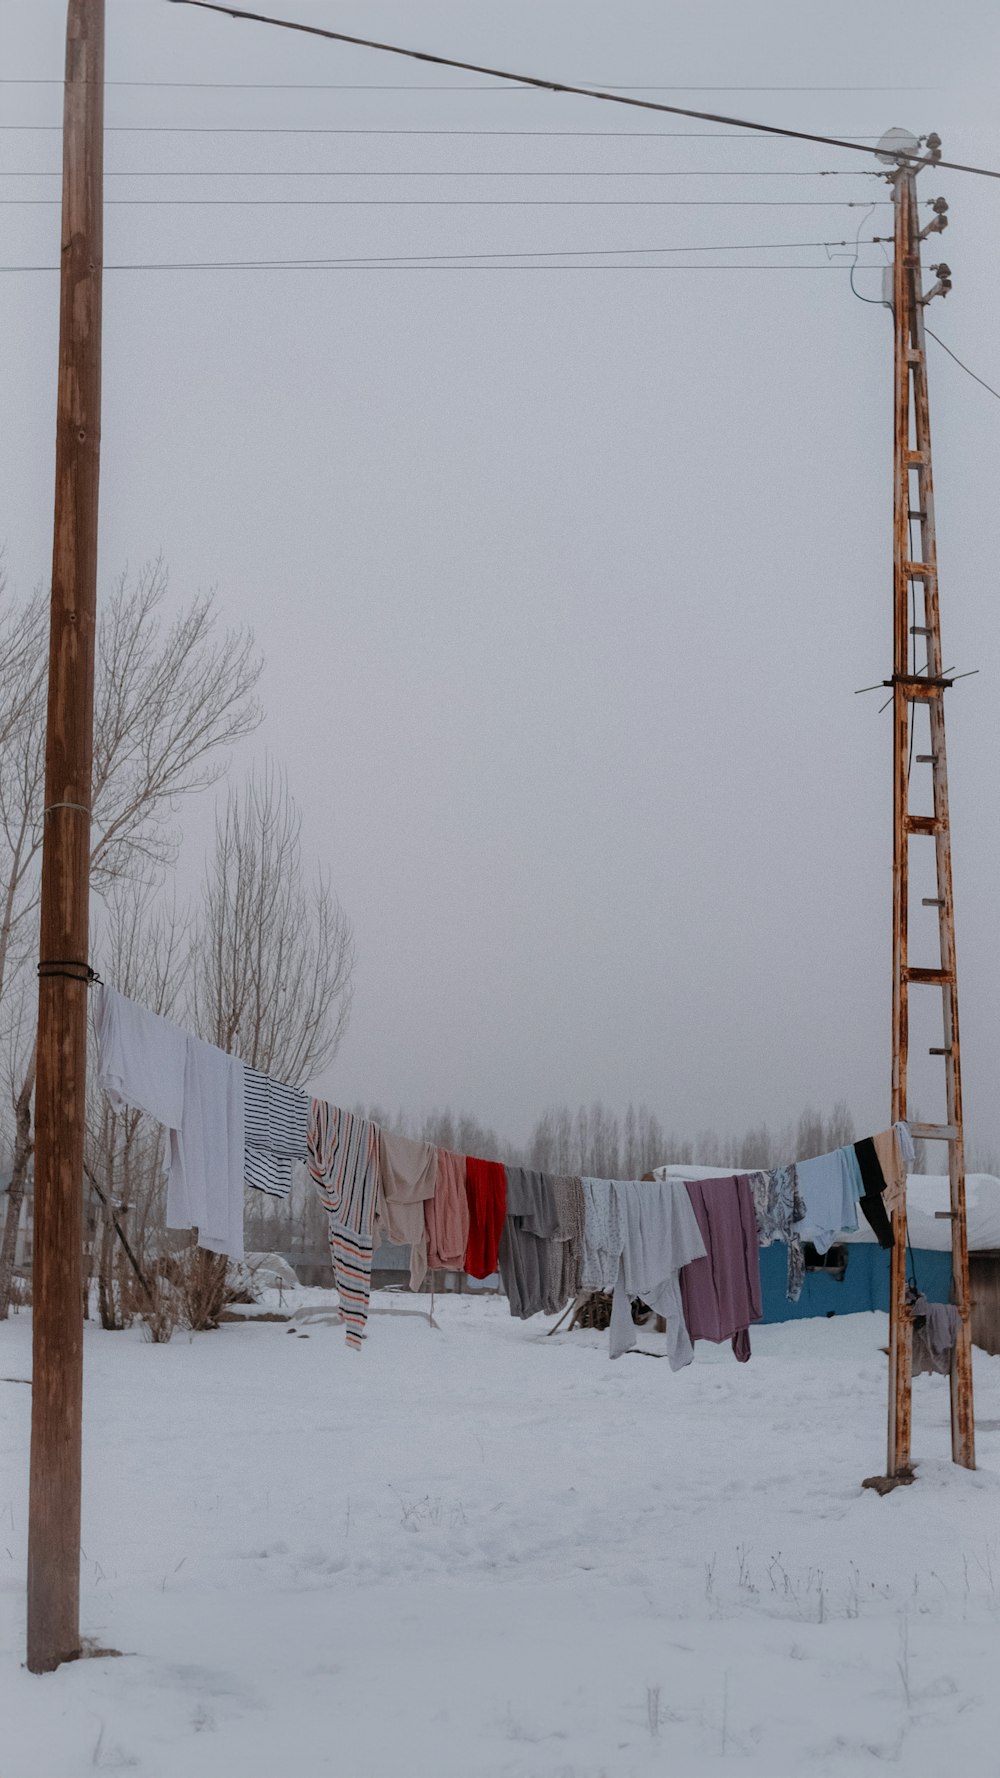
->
<box><xmin>244</xmin><ymin>1067</ymin><xmax>309</xmax><ymax>1199</ymax></box>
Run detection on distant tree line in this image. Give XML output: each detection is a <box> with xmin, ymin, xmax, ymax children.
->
<box><xmin>244</xmin><ymin>1097</ymin><xmax>880</xmax><ymax>1262</ymax></box>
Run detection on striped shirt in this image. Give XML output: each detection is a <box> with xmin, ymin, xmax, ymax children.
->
<box><xmin>244</xmin><ymin>1067</ymin><xmax>309</xmax><ymax>1200</ymax></box>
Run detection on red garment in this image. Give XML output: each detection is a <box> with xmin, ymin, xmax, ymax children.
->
<box><xmin>464</xmin><ymin>1157</ymin><xmax>507</xmax><ymax>1278</ymax></box>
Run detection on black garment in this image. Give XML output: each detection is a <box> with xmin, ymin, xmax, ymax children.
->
<box><xmin>853</xmin><ymin>1137</ymin><xmax>894</xmax><ymax>1248</ymax></box>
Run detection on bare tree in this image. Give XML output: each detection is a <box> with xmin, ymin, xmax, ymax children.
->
<box><xmin>90</xmin><ymin>562</ymin><xmax>262</xmax><ymax>885</ymax></box>
<box><xmin>0</xmin><ymin>588</ymin><xmax>48</xmax><ymax>1014</ymax></box>
<box><xmin>0</xmin><ymin>561</ymin><xmax>261</xmax><ymax>1017</ymax></box>
<box><xmin>0</xmin><ymin>977</ymin><xmax>38</xmax><ymax>1318</ymax></box>
<box><xmin>191</xmin><ymin>761</ymin><xmax>354</xmax><ymax>1084</ymax></box>
<box><xmin>0</xmin><ymin>562</ymin><xmax>263</xmax><ymax>1317</ymax></box>
<box><xmin>84</xmin><ymin>881</ymin><xmax>192</xmax><ymax>1332</ymax></box>
<box><xmin>186</xmin><ymin>764</ymin><xmax>354</xmax><ymax>1328</ymax></box>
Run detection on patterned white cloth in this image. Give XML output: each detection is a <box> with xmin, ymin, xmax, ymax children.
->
<box><xmin>579</xmin><ymin>1177</ymin><xmax>623</xmax><ymax>1292</ymax></box>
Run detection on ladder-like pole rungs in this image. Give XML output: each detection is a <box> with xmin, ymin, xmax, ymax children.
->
<box><xmin>922</xmin><ymin>896</ymin><xmax>945</xmax><ymax>907</ymax></box>
<box><xmin>910</xmin><ymin>625</ymin><xmax>931</xmax><ymax>635</ymax></box>
<box><xmin>915</xmin><ymin>754</ymin><xmax>937</xmax><ymax>763</ymax></box>
<box><xmin>909</xmin><ymin>1122</ymin><xmax>960</xmax><ymax>1142</ymax></box>
<box><xmin>901</xmin><ymin>682</ymin><xmax>948</xmax><ymax>702</ymax></box>
<box><xmin>905</xmin><ymin>562</ymin><xmax>933</xmax><ymax>580</ymax></box>
<box><xmin>906</xmin><ymin>815</ymin><xmax>944</xmax><ymax>836</ymax></box>
<box><xmin>906</xmin><ymin>965</ymin><xmax>954</xmax><ymax>985</ymax></box>
<box><xmin>928</xmin><ymin>1046</ymin><xmax>952</xmax><ymax>1055</ymax></box>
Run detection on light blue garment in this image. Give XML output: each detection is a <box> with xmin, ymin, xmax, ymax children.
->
<box><xmin>842</xmin><ymin>1145</ymin><xmax>865</xmax><ymax>1204</ymax></box>
<box><xmin>795</xmin><ymin>1148</ymin><xmax>860</xmax><ymax>1255</ymax></box>
<box><xmin>895</xmin><ymin>1120</ymin><xmax>916</xmax><ymax>1167</ymax></box>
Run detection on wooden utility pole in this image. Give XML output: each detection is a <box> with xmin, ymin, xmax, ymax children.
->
<box><xmin>880</xmin><ymin>131</ymin><xmax>974</xmax><ymax>1484</ymax></box>
<box><xmin>26</xmin><ymin>0</ymin><xmax>105</xmax><ymax>1674</ymax></box>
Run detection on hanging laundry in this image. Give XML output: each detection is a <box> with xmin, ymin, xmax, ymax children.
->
<box><xmin>608</xmin><ymin>1178</ymin><xmax>706</xmax><ymax>1367</ymax></box>
<box><xmin>795</xmin><ymin>1147</ymin><xmax>862</xmax><ymax>1255</ymax></box>
<box><xmin>424</xmin><ymin>1148</ymin><xmax>470</xmax><ymax>1275</ymax></box>
<box><xmin>464</xmin><ymin>1157</ymin><xmax>507</xmax><ymax>1279</ymax></box>
<box><xmin>543</xmin><ymin>1174</ymin><xmax>585</xmax><ymax>1308</ymax></box>
<box><xmin>307</xmin><ymin>1102</ymin><xmax>379</xmax><ymax>1348</ymax></box>
<box><xmin>895</xmin><ymin>1120</ymin><xmax>916</xmax><ymax>1167</ymax></box>
<box><xmin>853</xmin><ymin>1138</ymin><xmax>894</xmax><ymax>1249</ymax></box>
<box><xmin>243</xmin><ymin>1067</ymin><xmax>309</xmax><ymax>1199</ymax></box>
<box><xmin>378</xmin><ymin>1130</ymin><xmax>438</xmax><ymax>1290</ymax></box>
<box><xmin>180</xmin><ymin>1039</ymin><xmax>246</xmax><ymax>1260</ymax></box>
<box><xmin>747</xmin><ymin>1165</ymin><xmax>807</xmax><ymax>1302</ymax></box>
<box><xmin>498</xmin><ymin>1169</ymin><xmax>561</xmax><ymax>1319</ymax></box>
<box><xmin>680</xmin><ymin>1175</ymin><xmax>763</xmax><ymax>1363</ymax></box>
<box><xmin>95</xmin><ymin>983</ymin><xmax>186</xmax><ymax>1133</ymax></box>
<box><xmin>910</xmin><ymin>1292</ymin><xmax>960</xmax><ymax>1376</ymax></box>
<box><xmin>580</xmin><ymin>1176</ymin><xmax>623</xmax><ymax>1292</ymax></box>
<box><xmin>872</xmin><ymin>1126</ymin><xmax>908</xmax><ymax>1217</ymax></box>
<box><xmin>94</xmin><ymin>984</ymin><xmax>245</xmax><ymax>1261</ymax></box>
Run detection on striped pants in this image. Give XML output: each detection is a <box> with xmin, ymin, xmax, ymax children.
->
<box><xmin>324</xmin><ymin>1220</ymin><xmax>375</xmax><ymax>1349</ymax></box>
<box><xmin>307</xmin><ymin>1101</ymin><xmax>379</xmax><ymax>1349</ymax></box>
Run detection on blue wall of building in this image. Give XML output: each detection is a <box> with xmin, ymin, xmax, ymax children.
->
<box><xmin>759</xmin><ymin>1243</ymin><xmax>953</xmax><ymax>1322</ymax></box>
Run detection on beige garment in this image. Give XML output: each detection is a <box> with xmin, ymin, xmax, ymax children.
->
<box><xmin>873</xmin><ymin>1128</ymin><xmax>907</xmax><ymax>1216</ymax></box>
<box><xmin>543</xmin><ymin>1175</ymin><xmax>585</xmax><ymax>1309</ymax></box>
<box><xmin>377</xmin><ymin>1129</ymin><xmax>438</xmax><ymax>1289</ymax></box>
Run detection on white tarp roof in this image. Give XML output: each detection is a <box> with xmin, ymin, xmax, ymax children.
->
<box><xmin>655</xmin><ymin>1165</ymin><xmax>1000</xmax><ymax>1254</ymax></box>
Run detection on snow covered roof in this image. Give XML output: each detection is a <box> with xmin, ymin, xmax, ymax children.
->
<box><xmin>655</xmin><ymin>1164</ymin><xmax>1000</xmax><ymax>1253</ymax></box>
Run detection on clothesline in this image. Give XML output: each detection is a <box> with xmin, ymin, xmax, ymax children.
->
<box><xmin>93</xmin><ymin>984</ymin><xmax>914</xmax><ymax>1362</ymax></box>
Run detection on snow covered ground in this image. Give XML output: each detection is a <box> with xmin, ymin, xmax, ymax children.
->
<box><xmin>4</xmin><ymin>1292</ymin><xmax>1000</xmax><ymax>1778</ymax></box>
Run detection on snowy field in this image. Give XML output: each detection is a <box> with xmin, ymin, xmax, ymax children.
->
<box><xmin>4</xmin><ymin>1293</ymin><xmax>1000</xmax><ymax>1778</ymax></box>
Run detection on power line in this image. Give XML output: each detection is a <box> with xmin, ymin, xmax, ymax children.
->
<box><xmin>0</xmin><ymin>169</ymin><xmax>882</xmax><ymax>178</ymax></box>
<box><xmin>11</xmin><ymin>237</ymin><xmax>878</xmax><ymax>266</ymax></box>
<box><xmin>0</xmin><ymin>127</ymin><xmax>888</xmax><ymax>138</ymax></box>
<box><xmin>925</xmin><ymin>327</ymin><xmax>1000</xmax><ymax>401</ymax></box>
<box><xmin>848</xmin><ymin>201</ymin><xmax>886</xmax><ymax>305</ymax></box>
<box><xmin>0</xmin><ymin>198</ymin><xmax>896</xmax><ymax>208</ymax></box>
<box><xmin>0</xmin><ymin>235</ymin><xmax>887</xmax><ymax>266</ymax></box>
<box><xmin>163</xmin><ymin>2</ymin><xmax>1000</xmax><ymax>181</ymax></box>
<box><xmin>0</xmin><ymin>261</ymin><xmax>890</xmax><ymax>273</ymax></box>
<box><xmin>0</xmin><ymin>78</ymin><xmax>936</xmax><ymax>91</ymax></box>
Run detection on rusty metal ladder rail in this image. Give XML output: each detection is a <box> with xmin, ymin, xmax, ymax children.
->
<box><xmin>884</xmin><ymin>159</ymin><xmax>974</xmax><ymax>1483</ymax></box>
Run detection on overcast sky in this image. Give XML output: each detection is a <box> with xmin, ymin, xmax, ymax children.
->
<box><xmin>1</xmin><ymin>0</ymin><xmax>998</xmax><ymax>1156</ymax></box>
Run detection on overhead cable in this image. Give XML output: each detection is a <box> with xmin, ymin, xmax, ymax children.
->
<box><xmin>0</xmin><ymin>169</ymin><xmax>883</xmax><ymax>178</ymax></box>
<box><xmin>0</xmin><ymin>127</ymin><xmax>888</xmax><ymax>139</ymax></box>
<box><xmin>163</xmin><ymin>1</ymin><xmax>1000</xmax><ymax>181</ymax></box>
<box><xmin>0</xmin><ymin>261</ymin><xmax>889</xmax><ymax>274</ymax></box>
<box><xmin>0</xmin><ymin>197</ymin><xmax>895</xmax><ymax>209</ymax></box>
<box><xmin>0</xmin><ymin>77</ymin><xmax>936</xmax><ymax>92</ymax></box>
<box><xmin>925</xmin><ymin>328</ymin><xmax>1000</xmax><ymax>402</ymax></box>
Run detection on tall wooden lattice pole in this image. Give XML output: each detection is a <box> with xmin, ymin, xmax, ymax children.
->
<box><xmin>26</xmin><ymin>0</ymin><xmax>105</xmax><ymax>1674</ymax></box>
<box><xmin>885</xmin><ymin>146</ymin><xmax>974</xmax><ymax>1482</ymax></box>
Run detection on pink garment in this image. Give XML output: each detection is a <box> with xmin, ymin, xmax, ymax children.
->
<box><xmin>680</xmin><ymin>1174</ymin><xmax>763</xmax><ymax>1362</ymax></box>
<box><xmin>424</xmin><ymin>1148</ymin><xmax>470</xmax><ymax>1274</ymax></box>
<box><xmin>377</xmin><ymin>1129</ymin><xmax>438</xmax><ymax>1290</ymax></box>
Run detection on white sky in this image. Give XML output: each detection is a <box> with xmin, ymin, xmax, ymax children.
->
<box><xmin>1</xmin><ymin>0</ymin><xmax>999</xmax><ymax>1152</ymax></box>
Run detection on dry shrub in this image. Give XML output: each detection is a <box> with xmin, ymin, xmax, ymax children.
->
<box><xmin>178</xmin><ymin>1246</ymin><xmax>230</xmax><ymax>1332</ymax></box>
<box><xmin>139</xmin><ymin>1275</ymin><xmax>183</xmax><ymax>1344</ymax></box>
<box><xmin>7</xmin><ymin>1274</ymin><xmax>31</xmax><ymax>1312</ymax></box>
